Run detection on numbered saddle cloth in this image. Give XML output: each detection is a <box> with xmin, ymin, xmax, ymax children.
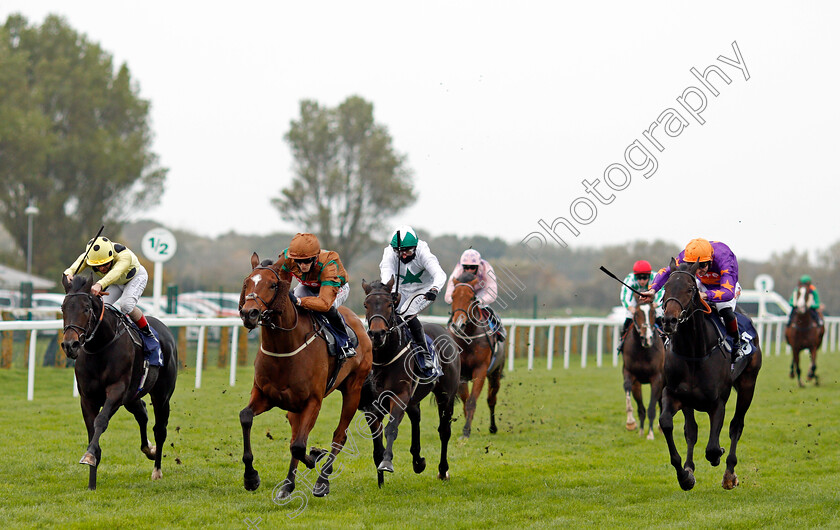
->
<box><xmin>314</xmin><ymin>312</ymin><xmax>358</xmax><ymax>357</ymax></box>
<box><xmin>708</xmin><ymin>312</ymin><xmax>759</xmax><ymax>357</ymax></box>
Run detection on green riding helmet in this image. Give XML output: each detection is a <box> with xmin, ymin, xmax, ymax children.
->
<box><xmin>800</xmin><ymin>274</ymin><xmax>812</xmax><ymax>284</ymax></box>
<box><xmin>390</xmin><ymin>225</ymin><xmax>418</xmax><ymax>249</ymax></box>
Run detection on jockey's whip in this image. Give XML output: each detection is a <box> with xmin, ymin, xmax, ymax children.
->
<box><xmin>74</xmin><ymin>225</ymin><xmax>105</xmax><ymax>275</ymax></box>
<box><xmin>599</xmin><ymin>265</ymin><xmax>646</xmax><ymax>296</ymax></box>
<box><xmin>393</xmin><ymin>232</ymin><xmax>401</xmax><ymax>299</ymax></box>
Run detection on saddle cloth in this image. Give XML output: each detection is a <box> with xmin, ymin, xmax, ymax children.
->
<box><xmin>708</xmin><ymin>311</ymin><xmax>758</xmax><ymax>357</ymax></box>
<box><xmin>398</xmin><ymin>324</ymin><xmax>437</xmax><ymax>372</ymax></box>
<box><xmin>314</xmin><ymin>312</ymin><xmax>359</xmax><ymax>357</ymax></box>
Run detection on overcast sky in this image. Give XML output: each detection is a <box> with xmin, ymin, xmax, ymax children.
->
<box><xmin>3</xmin><ymin>1</ymin><xmax>839</xmax><ymax>262</ymax></box>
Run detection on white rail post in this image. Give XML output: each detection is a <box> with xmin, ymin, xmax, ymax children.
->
<box><xmin>596</xmin><ymin>323</ymin><xmax>604</xmax><ymax>367</ymax></box>
<box><xmin>581</xmin><ymin>323</ymin><xmax>590</xmax><ymax>368</ymax></box>
<box><xmin>507</xmin><ymin>324</ymin><xmax>516</xmax><ymax>372</ymax></box>
<box><xmin>229</xmin><ymin>325</ymin><xmax>239</xmax><ymax>386</ymax></box>
<box><xmin>195</xmin><ymin>326</ymin><xmax>206</xmax><ymax>389</ymax></box>
<box><xmin>775</xmin><ymin>321</ymin><xmax>783</xmax><ymax>356</ymax></box>
<box><xmin>563</xmin><ymin>324</ymin><xmax>571</xmax><ymax>369</ymax></box>
<box><xmin>27</xmin><ymin>330</ymin><xmax>37</xmax><ymax>401</ymax></box>
<box><xmin>527</xmin><ymin>325</ymin><xmax>536</xmax><ymax>371</ymax></box>
<box><xmin>546</xmin><ymin>325</ymin><xmax>555</xmax><ymax>370</ymax></box>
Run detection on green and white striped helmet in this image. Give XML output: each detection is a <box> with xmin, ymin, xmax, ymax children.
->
<box><xmin>390</xmin><ymin>225</ymin><xmax>418</xmax><ymax>249</ymax></box>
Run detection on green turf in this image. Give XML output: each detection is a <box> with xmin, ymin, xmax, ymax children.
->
<box><xmin>0</xmin><ymin>350</ymin><xmax>838</xmax><ymax>529</ymax></box>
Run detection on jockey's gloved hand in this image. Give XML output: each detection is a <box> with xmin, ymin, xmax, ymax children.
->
<box><xmin>289</xmin><ymin>292</ymin><xmax>300</xmax><ymax>305</ymax></box>
<box><xmin>424</xmin><ymin>288</ymin><xmax>438</xmax><ymax>301</ymax></box>
<box><xmin>390</xmin><ymin>291</ymin><xmax>399</xmax><ymax>303</ymax></box>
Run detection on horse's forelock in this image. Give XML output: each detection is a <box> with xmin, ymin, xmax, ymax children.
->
<box><xmin>367</xmin><ymin>279</ymin><xmax>390</xmax><ymax>295</ymax></box>
<box><xmin>71</xmin><ymin>275</ymin><xmax>93</xmax><ymax>293</ymax></box>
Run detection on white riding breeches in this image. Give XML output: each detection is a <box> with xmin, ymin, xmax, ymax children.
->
<box><xmin>101</xmin><ymin>265</ymin><xmax>148</xmax><ymax>315</ymax></box>
<box><xmin>293</xmin><ymin>283</ymin><xmax>349</xmax><ymax>307</ymax></box>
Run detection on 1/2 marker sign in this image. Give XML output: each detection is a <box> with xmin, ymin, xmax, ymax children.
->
<box><xmin>142</xmin><ymin>228</ymin><xmax>177</xmax><ymax>263</ymax></box>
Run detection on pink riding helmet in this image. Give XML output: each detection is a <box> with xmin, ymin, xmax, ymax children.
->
<box><xmin>460</xmin><ymin>249</ymin><xmax>482</xmax><ymax>267</ymax></box>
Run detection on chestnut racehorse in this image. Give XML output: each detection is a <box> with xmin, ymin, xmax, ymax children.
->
<box><xmin>785</xmin><ymin>285</ymin><xmax>824</xmax><ymax>386</ymax></box>
<box><xmin>238</xmin><ymin>253</ymin><xmax>372</xmax><ymax>499</ymax></box>
<box><xmin>658</xmin><ymin>259</ymin><xmax>762</xmax><ymax>491</ymax></box>
<box><xmin>621</xmin><ymin>295</ymin><xmax>664</xmax><ymax>440</ymax></box>
<box><xmin>361</xmin><ymin>277</ymin><xmax>460</xmax><ymax>485</ymax></box>
<box><xmin>447</xmin><ymin>272</ymin><xmax>503</xmax><ymax>439</ymax></box>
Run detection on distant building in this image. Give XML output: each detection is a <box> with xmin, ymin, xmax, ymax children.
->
<box><xmin>0</xmin><ymin>263</ymin><xmax>56</xmax><ymax>291</ymax></box>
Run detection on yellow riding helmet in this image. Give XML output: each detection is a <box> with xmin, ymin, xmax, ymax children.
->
<box><xmin>288</xmin><ymin>233</ymin><xmax>321</xmax><ymax>259</ymax></box>
<box><xmin>85</xmin><ymin>237</ymin><xmax>115</xmax><ymax>266</ymax></box>
<box><xmin>683</xmin><ymin>238</ymin><xmax>713</xmax><ymax>263</ymax></box>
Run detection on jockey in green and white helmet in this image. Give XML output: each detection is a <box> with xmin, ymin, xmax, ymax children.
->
<box><xmin>379</xmin><ymin>225</ymin><xmax>446</xmax><ymax>380</ymax></box>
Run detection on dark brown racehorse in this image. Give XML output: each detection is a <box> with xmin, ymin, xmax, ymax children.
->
<box><xmin>785</xmin><ymin>285</ymin><xmax>824</xmax><ymax>386</ymax></box>
<box><xmin>361</xmin><ymin>277</ymin><xmax>460</xmax><ymax>484</ymax></box>
<box><xmin>60</xmin><ymin>275</ymin><xmax>178</xmax><ymax>490</ymax></box>
<box><xmin>658</xmin><ymin>259</ymin><xmax>762</xmax><ymax>490</ymax></box>
<box><xmin>621</xmin><ymin>295</ymin><xmax>664</xmax><ymax>440</ymax></box>
<box><xmin>447</xmin><ymin>272</ymin><xmax>503</xmax><ymax>439</ymax></box>
<box><xmin>238</xmin><ymin>253</ymin><xmax>372</xmax><ymax>499</ymax></box>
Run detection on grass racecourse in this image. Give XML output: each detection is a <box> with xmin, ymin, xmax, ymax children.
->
<box><xmin>0</xmin><ymin>349</ymin><xmax>839</xmax><ymax>529</ymax></box>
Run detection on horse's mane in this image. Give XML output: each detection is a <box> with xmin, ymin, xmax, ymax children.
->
<box><xmin>70</xmin><ymin>274</ymin><xmax>94</xmax><ymax>294</ymax></box>
<box><xmin>456</xmin><ymin>271</ymin><xmax>477</xmax><ymax>283</ymax></box>
<box><xmin>367</xmin><ymin>279</ymin><xmax>390</xmax><ymax>294</ymax></box>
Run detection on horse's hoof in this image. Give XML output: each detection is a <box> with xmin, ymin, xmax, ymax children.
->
<box><xmin>413</xmin><ymin>457</ymin><xmax>426</xmax><ymax>474</ymax></box>
<box><xmin>142</xmin><ymin>445</ymin><xmax>157</xmax><ymax>460</ymax></box>
<box><xmin>79</xmin><ymin>452</ymin><xmax>96</xmax><ymax>467</ymax></box>
<box><xmin>489</xmin><ymin>424</ymin><xmax>498</xmax><ymax>434</ymax></box>
<box><xmin>151</xmin><ymin>468</ymin><xmax>162</xmax><ymax>480</ymax></box>
<box><xmin>438</xmin><ymin>470</ymin><xmax>450</xmax><ymax>481</ymax></box>
<box><xmin>244</xmin><ymin>470</ymin><xmax>261</xmax><ymax>491</ymax></box>
<box><xmin>626</xmin><ymin>421</ymin><xmax>637</xmax><ymax>431</ymax></box>
<box><xmin>679</xmin><ymin>470</ymin><xmax>696</xmax><ymax>491</ymax></box>
<box><xmin>313</xmin><ymin>481</ymin><xmax>330</xmax><ymax>497</ymax></box>
<box><xmin>646</xmin><ymin>431</ymin><xmax>655</xmax><ymax>441</ymax></box>
<box><xmin>377</xmin><ymin>460</ymin><xmax>394</xmax><ymax>473</ymax></box>
<box><xmin>309</xmin><ymin>447</ymin><xmax>328</xmax><ymax>463</ymax></box>
<box><xmin>789</xmin><ymin>371</ymin><xmax>794</xmax><ymax>379</ymax></box>
<box><xmin>722</xmin><ymin>471</ymin><xmax>739</xmax><ymax>490</ymax></box>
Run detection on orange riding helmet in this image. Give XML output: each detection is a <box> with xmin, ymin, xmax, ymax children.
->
<box><xmin>288</xmin><ymin>233</ymin><xmax>321</xmax><ymax>259</ymax></box>
<box><xmin>683</xmin><ymin>238</ymin><xmax>713</xmax><ymax>263</ymax></box>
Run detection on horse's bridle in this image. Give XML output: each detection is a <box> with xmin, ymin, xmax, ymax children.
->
<box><xmin>661</xmin><ymin>270</ymin><xmax>709</xmax><ymax>328</ymax></box>
<box><xmin>448</xmin><ymin>282</ymin><xmax>492</xmax><ymax>341</ymax></box>
<box><xmin>244</xmin><ymin>266</ymin><xmax>298</xmax><ymax>331</ymax></box>
<box><xmin>62</xmin><ymin>292</ymin><xmax>106</xmax><ymax>347</ymax></box>
<box><xmin>364</xmin><ymin>292</ymin><xmax>399</xmax><ymax>337</ymax></box>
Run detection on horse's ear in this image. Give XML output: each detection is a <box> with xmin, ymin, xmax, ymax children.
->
<box><xmin>669</xmin><ymin>257</ymin><xmax>677</xmax><ymax>272</ymax></box>
<box><xmin>250</xmin><ymin>252</ymin><xmax>260</xmax><ymax>270</ymax></box>
<box><xmin>362</xmin><ymin>279</ymin><xmax>372</xmax><ymax>294</ymax></box>
<box><xmin>386</xmin><ymin>275</ymin><xmax>395</xmax><ymax>291</ymax></box>
<box><xmin>62</xmin><ymin>274</ymin><xmax>72</xmax><ymax>294</ymax></box>
<box><xmin>688</xmin><ymin>261</ymin><xmax>700</xmax><ymax>275</ymax></box>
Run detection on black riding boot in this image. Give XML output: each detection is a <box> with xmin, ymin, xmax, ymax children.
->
<box><xmin>809</xmin><ymin>308</ymin><xmax>824</xmax><ymax>327</ymax></box>
<box><xmin>326</xmin><ymin>307</ymin><xmax>356</xmax><ymax>360</ymax></box>
<box><xmin>617</xmin><ymin>317</ymin><xmax>632</xmax><ymax>354</ymax></box>
<box><xmin>406</xmin><ymin>316</ymin><xmax>440</xmax><ymax>380</ymax></box>
<box><xmin>719</xmin><ymin>307</ymin><xmax>741</xmax><ymax>360</ymax></box>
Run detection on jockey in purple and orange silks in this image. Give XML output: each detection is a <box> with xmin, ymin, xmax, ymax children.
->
<box><xmin>640</xmin><ymin>238</ymin><xmax>744</xmax><ymax>357</ymax></box>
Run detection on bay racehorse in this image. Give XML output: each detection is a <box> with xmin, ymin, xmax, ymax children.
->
<box><xmin>361</xmin><ymin>277</ymin><xmax>460</xmax><ymax>485</ymax></box>
<box><xmin>657</xmin><ymin>259</ymin><xmax>762</xmax><ymax>490</ymax></box>
<box><xmin>238</xmin><ymin>253</ymin><xmax>372</xmax><ymax>499</ymax></box>
<box><xmin>60</xmin><ymin>275</ymin><xmax>178</xmax><ymax>490</ymax></box>
<box><xmin>620</xmin><ymin>295</ymin><xmax>664</xmax><ymax>440</ymax></box>
<box><xmin>447</xmin><ymin>272</ymin><xmax>503</xmax><ymax>439</ymax></box>
<box><xmin>785</xmin><ymin>285</ymin><xmax>824</xmax><ymax>386</ymax></box>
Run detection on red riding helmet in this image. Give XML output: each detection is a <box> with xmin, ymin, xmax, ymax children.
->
<box><xmin>632</xmin><ymin>260</ymin><xmax>652</xmax><ymax>274</ymax></box>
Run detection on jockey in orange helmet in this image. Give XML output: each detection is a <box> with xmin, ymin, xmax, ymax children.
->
<box><xmin>278</xmin><ymin>233</ymin><xmax>355</xmax><ymax>360</ymax></box>
<box><xmin>641</xmin><ymin>238</ymin><xmax>744</xmax><ymax>359</ymax></box>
